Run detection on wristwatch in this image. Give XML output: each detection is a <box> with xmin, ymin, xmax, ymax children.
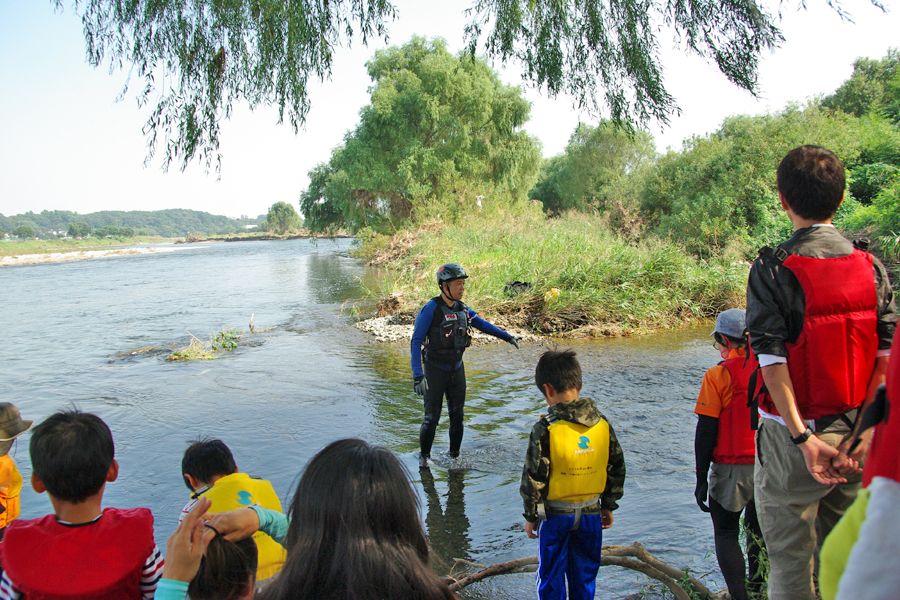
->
<box><xmin>791</xmin><ymin>427</ymin><xmax>813</xmax><ymax>445</ymax></box>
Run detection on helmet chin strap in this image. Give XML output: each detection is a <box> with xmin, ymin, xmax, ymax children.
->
<box><xmin>442</xmin><ymin>281</ymin><xmax>458</xmax><ymax>303</ymax></box>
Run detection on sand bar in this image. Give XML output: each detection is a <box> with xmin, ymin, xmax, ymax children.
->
<box><xmin>0</xmin><ymin>245</ymin><xmax>190</xmax><ymax>267</ymax></box>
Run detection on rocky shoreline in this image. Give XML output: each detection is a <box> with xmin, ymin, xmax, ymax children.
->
<box><xmin>353</xmin><ymin>313</ymin><xmax>542</xmax><ymax>344</ymax></box>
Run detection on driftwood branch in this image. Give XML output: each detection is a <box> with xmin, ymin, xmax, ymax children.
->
<box><xmin>444</xmin><ymin>542</ymin><xmax>724</xmax><ymax>599</ymax></box>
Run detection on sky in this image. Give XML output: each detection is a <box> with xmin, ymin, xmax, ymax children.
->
<box><xmin>0</xmin><ymin>1</ymin><xmax>898</xmax><ymax>220</ymax></box>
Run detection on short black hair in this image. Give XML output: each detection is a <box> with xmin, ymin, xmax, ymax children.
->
<box><xmin>30</xmin><ymin>409</ymin><xmax>114</xmax><ymax>503</ymax></box>
<box><xmin>182</xmin><ymin>439</ymin><xmax>237</xmax><ymax>491</ymax></box>
<box><xmin>776</xmin><ymin>145</ymin><xmax>846</xmax><ymax>221</ymax></box>
<box><xmin>188</xmin><ymin>536</ymin><xmax>258</xmax><ymax>600</ymax></box>
<box><xmin>535</xmin><ymin>349</ymin><xmax>583</xmax><ymax>395</ymax></box>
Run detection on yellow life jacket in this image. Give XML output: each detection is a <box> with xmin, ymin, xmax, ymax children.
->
<box><xmin>0</xmin><ymin>455</ymin><xmax>22</xmax><ymax>529</ymax></box>
<box><xmin>546</xmin><ymin>417</ymin><xmax>610</xmax><ymax>506</ymax></box>
<box><xmin>197</xmin><ymin>472</ymin><xmax>287</xmax><ymax>581</ymax></box>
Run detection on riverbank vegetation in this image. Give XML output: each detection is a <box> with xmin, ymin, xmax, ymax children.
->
<box><xmin>357</xmin><ymin>209</ymin><xmax>747</xmax><ymax>334</ymax></box>
<box><xmin>327</xmin><ymin>47</ymin><xmax>900</xmax><ymax>334</ymax></box>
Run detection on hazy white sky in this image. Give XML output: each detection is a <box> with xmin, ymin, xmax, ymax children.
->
<box><xmin>0</xmin><ymin>1</ymin><xmax>898</xmax><ymax>219</ymax></box>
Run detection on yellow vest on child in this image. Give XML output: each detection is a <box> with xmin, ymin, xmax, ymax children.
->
<box><xmin>547</xmin><ymin>418</ymin><xmax>610</xmax><ymax>504</ymax></box>
<box><xmin>0</xmin><ymin>455</ymin><xmax>23</xmax><ymax>529</ymax></box>
<box><xmin>198</xmin><ymin>472</ymin><xmax>287</xmax><ymax>580</ymax></box>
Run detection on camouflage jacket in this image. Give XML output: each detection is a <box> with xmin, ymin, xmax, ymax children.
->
<box><xmin>520</xmin><ymin>396</ymin><xmax>626</xmax><ymax>523</ymax></box>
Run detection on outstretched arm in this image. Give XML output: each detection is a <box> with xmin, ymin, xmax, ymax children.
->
<box><xmin>469</xmin><ymin>309</ymin><xmax>516</xmax><ymax>345</ymax></box>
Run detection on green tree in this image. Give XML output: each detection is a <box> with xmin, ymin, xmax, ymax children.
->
<box><xmin>301</xmin><ymin>37</ymin><xmax>541</xmax><ymax>231</ymax></box>
<box><xmin>822</xmin><ymin>50</ymin><xmax>899</xmax><ymax>118</ymax></box>
<box><xmin>266</xmin><ymin>201</ymin><xmax>301</xmax><ymax>234</ymax></box>
<box><xmin>58</xmin><ymin>0</ymin><xmax>819</xmax><ymax>169</ymax></box>
<box><xmin>13</xmin><ymin>225</ymin><xmax>36</xmax><ymax>239</ymax></box>
<box><xmin>530</xmin><ymin>122</ymin><xmax>655</xmax><ymax>214</ymax></box>
<box><xmin>67</xmin><ymin>222</ymin><xmax>92</xmax><ymax>237</ymax></box>
<box><xmin>634</xmin><ymin>104</ymin><xmax>862</xmax><ymax>255</ymax></box>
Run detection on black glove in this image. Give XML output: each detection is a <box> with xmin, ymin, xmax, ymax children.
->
<box><xmin>414</xmin><ymin>376</ymin><xmax>428</xmax><ymax>396</ymax></box>
<box><xmin>508</xmin><ymin>336</ymin><xmax>520</xmax><ymax>349</ymax></box>
<box><xmin>694</xmin><ymin>472</ymin><xmax>710</xmax><ymax>513</ymax></box>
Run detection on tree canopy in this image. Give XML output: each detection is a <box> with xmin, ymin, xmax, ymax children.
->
<box><xmin>67</xmin><ymin>222</ymin><xmax>91</xmax><ymax>237</ymax></box>
<box><xmin>530</xmin><ymin>122</ymin><xmax>655</xmax><ymax>214</ymax></box>
<box><xmin>300</xmin><ymin>37</ymin><xmax>541</xmax><ymax>231</ymax></box>
<box><xmin>266</xmin><ymin>201</ymin><xmax>301</xmax><ymax>234</ymax></box>
<box><xmin>55</xmin><ymin>0</ymin><xmax>839</xmax><ymax>170</ymax></box>
<box><xmin>12</xmin><ymin>225</ymin><xmax>36</xmax><ymax>239</ymax></box>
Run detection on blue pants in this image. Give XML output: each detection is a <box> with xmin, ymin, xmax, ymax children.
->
<box><xmin>536</xmin><ymin>512</ymin><xmax>604</xmax><ymax>600</ymax></box>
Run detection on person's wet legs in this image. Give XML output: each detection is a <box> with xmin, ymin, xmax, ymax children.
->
<box><xmin>420</xmin><ymin>363</ymin><xmax>450</xmax><ymax>461</ymax></box>
<box><xmin>446</xmin><ymin>364</ymin><xmax>466</xmax><ymax>457</ymax></box>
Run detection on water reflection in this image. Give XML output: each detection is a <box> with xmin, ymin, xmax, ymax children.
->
<box><xmin>421</xmin><ymin>468</ymin><xmax>472</xmax><ymax>574</ymax></box>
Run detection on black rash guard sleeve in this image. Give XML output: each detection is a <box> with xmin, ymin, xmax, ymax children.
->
<box><xmin>694</xmin><ymin>414</ymin><xmax>719</xmax><ymax>473</ymax></box>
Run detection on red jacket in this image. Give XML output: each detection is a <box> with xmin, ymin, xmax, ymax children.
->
<box><xmin>864</xmin><ymin>332</ymin><xmax>900</xmax><ymax>487</ymax></box>
<box><xmin>1</xmin><ymin>507</ymin><xmax>154</xmax><ymax>599</ymax></box>
<box><xmin>713</xmin><ymin>355</ymin><xmax>759</xmax><ymax>465</ymax></box>
<box><xmin>759</xmin><ymin>250</ymin><xmax>878</xmax><ymax>420</ymax></box>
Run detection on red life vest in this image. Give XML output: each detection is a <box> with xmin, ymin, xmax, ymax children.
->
<box><xmin>1</xmin><ymin>507</ymin><xmax>155</xmax><ymax>600</ymax></box>
<box><xmin>863</xmin><ymin>333</ymin><xmax>900</xmax><ymax>487</ymax></box>
<box><xmin>758</xmin><ymin>250</ymin><xmax>878</xmax><ymax>420</ymax></box>
<box><xmin>713</xmin><ymin>353</ymin><xmax>759</xmax><ymax>465</ymax></box>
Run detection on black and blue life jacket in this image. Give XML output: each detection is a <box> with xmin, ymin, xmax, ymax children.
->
<box><xmin>423</xmin><ymin>297</ymin><xmax>472</xmax><ymax>365</ymax></box>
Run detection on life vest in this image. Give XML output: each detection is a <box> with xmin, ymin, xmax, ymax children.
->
<box><xmin>713</xmin><ymin>353</ymin><xmax>758</xmax><ymax>465</ymax></box>
<box><xmin>863</xmin><ymin>331</ymin><xmax>900</xmax><ymax>487</ymax></box>
<box><xmin>546</xmin><ymin>417</ymin><xmax>610</xmax><ymax>506</ymax></box>
<box><xmin>758</xmin><ymin>249</ymin><xmax>878</xmax><ymax>420</ymax></box>
<box><xmin>1</xmin><ymin>508</ymin><xmax>154</xmax><ymax>600</ymax></box>
<box><xmin>196</xmin><ymin>472</ymin><xmax>287</xmax><ymax>580</ymax></box>
<box><xmin>0</xmin><ymin>455</ymin><xmax>23</xmax><ymax>529</ymax></box>
<box><xmin>423</xmin><ymin>297</ymin><xmax>472</xmax><ymax>365</ymax></box>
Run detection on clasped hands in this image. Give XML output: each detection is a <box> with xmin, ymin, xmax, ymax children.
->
<box><xmin>800</xmin><ymin>434</ymin><xmax>863</xmax><ymax>486</ymax></box>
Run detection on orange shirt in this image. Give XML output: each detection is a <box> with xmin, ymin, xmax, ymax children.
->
<box><xmin>694</xmin><ymin>348</ymin><xmax>747</xmax><ymax>418</ymax></box>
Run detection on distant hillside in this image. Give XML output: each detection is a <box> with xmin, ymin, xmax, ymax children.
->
<box><xmin>0</xmin><ymin>209</ymin><xmax>266</xmax><ymax>238</ymax></box>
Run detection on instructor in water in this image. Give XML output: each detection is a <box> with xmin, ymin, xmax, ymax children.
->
<box><xmin>411</xmin><ymin>263</ymin><xmax>520</xmax><ymax>467</ymax></box>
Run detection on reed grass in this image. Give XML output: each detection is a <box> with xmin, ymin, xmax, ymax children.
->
<box><xmin>364</xmin><ymin>206</ymin><xmax>749</xmax><ymax>334</ymax></box>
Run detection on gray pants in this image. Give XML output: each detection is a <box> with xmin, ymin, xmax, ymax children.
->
<box><xmin>754</xmin><ymin>419</ymin><xmax>862</xmax><ymax>600</ymax></box>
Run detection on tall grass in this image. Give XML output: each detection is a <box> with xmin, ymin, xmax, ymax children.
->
<box><xmin>365</xmin><ymin>206</ymin><xmax>749</xmax><ymax>333</ymax></box>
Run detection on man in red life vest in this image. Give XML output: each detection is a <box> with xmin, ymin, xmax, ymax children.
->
<box><xmin>746</xmin><ymin>145</ymin><xmax>897</xmax><ymax>600</ymax></box>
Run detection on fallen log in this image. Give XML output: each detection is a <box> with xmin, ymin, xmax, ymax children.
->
<box><xmin>443</xmin><ymin>542</ymin><xmax>724</xmax><ymax>599</ymax></box>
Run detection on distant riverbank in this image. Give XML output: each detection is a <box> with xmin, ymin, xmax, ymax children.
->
<box><xmin>0</xmin><ymin>245</ymin><xmax>187</xmax><ymax>267</ymax></box>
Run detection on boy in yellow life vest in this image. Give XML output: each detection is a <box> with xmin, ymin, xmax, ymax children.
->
<box><xmin>0</xmin><ymin>403</ymin><xmax>33</xmax><ymax>543</ymax></box>
<box><xmin>521</xmin><ymin>349</ymin><xmax>626</xmax><ymax>600</ymax></box>
<box><xmin>179</xmin><ymin>439</ymin><xmax>286</xmax><ymax>582</ymax></box>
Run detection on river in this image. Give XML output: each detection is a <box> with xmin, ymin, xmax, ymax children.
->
<box><xmin>1</xmin><ymin>239</ymin><xmax>727</xmax><ymax>598</ymax></box>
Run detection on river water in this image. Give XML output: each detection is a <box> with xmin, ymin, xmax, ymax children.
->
<box><xmin>1</xmin><ymin>239</ymin><xmax>726</xmax><ymax>598</ymax></box>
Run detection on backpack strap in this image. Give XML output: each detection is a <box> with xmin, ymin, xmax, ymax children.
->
<box><xmin>758</xmin><ymin>245</ymin><xmax>790</xmax><ymax>263</ymax></box>
<box><xmin>745</xmin><ymin>344</ymin><xmax>768</xmax><ymax>431</ymax></box>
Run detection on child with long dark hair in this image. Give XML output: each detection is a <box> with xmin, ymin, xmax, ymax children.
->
<box><xmin>158</xmin><ymin>438</ymin><xmax>457</xmax><ymax>600</ymax></box>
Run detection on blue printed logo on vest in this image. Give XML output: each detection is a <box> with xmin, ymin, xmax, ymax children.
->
<box><xmin>237</xmin><ymin>491</ymin><xmax>254</xmax><ymax>506</ymax></box>
<box><xmin>574</xmin><ymin>436</ymin><xmax>595</xmax><ymax>455</ymax></box>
